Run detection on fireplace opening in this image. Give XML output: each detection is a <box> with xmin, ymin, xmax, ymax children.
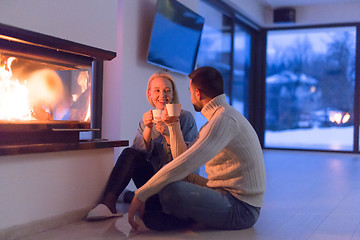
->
<box><xmin>0</xmin><ymin>55</ymin><xmax>92</xmax><ymax>123</ymax></box>
<box><xmin>0</xmin><ymin>23</ymin><xmax>115</xmax><ymax>147</ymax></box>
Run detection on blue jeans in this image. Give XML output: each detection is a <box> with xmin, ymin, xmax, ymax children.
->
<box><xmin>143</xmin><ymin>180</ymin><xmax>260</xmax><ymax>231</ymax></box>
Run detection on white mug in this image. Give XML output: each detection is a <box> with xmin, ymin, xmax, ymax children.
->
<box><xmin>166</xmin><ymin>104</ymin><xmax>181</xmax><ymax>117</ymax></box>
<box><xmin>152</xmin><ymin>109</ymin><xmax>162</xmax><ymax>121</ymax></box>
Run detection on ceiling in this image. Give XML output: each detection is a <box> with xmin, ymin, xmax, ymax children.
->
<box><xmin>256</xmin><ymin>0</ymin><xmax>359</xmax><ymax>8</ymax></box>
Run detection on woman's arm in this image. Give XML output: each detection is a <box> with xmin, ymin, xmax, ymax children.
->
<box><xmin>142</xmin><ymin>126</ymin><xmax>152</xmax><ymax>149</ymax></box>
<box><xmin>142</xmin><ymin>110</ymin><xmax>154</xmax><ymax>149</ymax></box>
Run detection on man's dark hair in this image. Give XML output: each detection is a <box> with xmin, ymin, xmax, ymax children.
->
<box><xmin>188</xmin><ymin>66</ymin><xmax>224</xmax><ymax>98</ymax></box>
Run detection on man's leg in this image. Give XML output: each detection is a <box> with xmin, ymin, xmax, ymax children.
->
<box><xmin>157</xmin><ymin>181</ymin><xmax>260</xmax><ymax>230</ymax></box>
<box><xmin>142</xmin><ymin>194</ymin><xmax>194</xmax><ymax>231</ymax></box>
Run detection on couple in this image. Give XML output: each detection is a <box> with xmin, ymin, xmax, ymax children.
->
<box><xmin>88</xmin><ymin>66</ymin><xmax>266</xmax><ymax>231</ymax></box>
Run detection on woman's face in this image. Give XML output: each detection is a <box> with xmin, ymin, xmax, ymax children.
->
<box><xmin>148</xmin><ymin>77</ymin><xmax>174</xmax><ymax>110</ymax></box>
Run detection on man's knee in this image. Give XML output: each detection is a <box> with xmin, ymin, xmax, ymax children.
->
<box><xmin>158</xmin><ymin>182</ymin><xmax>187</xmax><ymax>211</ymax></box>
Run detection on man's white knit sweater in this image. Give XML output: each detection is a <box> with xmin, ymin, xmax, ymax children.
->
<box><xmin>135</xmin><ymin>94</ymin><xmax>266</xmax><ymax>207</ymax></box>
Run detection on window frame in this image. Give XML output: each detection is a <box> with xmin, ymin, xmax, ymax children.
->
<box><xmin>263</xmin><ymin>23</ymin><xmax>360</xmax><ymax>153</ymax></box>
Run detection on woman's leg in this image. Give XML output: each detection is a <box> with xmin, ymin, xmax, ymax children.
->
<box><xmin>101</xmin><ymin>148</ymin><xmax>153</xmax><ymax>213</ymax></box>
<box><xmin>144</xmin><ymin>181</ymin><xmax>260</xmax><ymax>231</ymax></box>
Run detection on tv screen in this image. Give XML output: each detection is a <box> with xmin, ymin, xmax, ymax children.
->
<box><xmin>147</xmin><ymin>0</ymin><xmax>205</xmax><ymax>75</ymax></box>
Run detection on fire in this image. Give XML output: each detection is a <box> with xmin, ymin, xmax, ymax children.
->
<box><xmin>70</xmin><ymin>71</ymin><xmax>91</xmax><ymax>121</ymax></box>
<box><xmin>0</xmin><ymin>57</ymin><xmax>65</xmax><ymax>121</ymax></box>
<box><xmin>80</xmin><ymin>72</ymin><xmax>91</xmax><ymax>122</ymax></box>
<box><xmin>0</xmin><ymin>56</ymin><xmax>91</xmax><ymax>122</ymax></box>
<box><xmin>0</xmin><ymin>58</ymin><xmax>34</xmax><ymax>120</ymax></box>
<box><xmin>85</xmin><ymin>101</ymin><xmax>91</xmax><ymax>121</ymax></box>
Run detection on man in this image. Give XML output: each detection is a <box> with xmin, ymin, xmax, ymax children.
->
<box><xmin>128</xmin><ymin>66</ymin><xmax>266</xmax><ymax>231</ymax></box>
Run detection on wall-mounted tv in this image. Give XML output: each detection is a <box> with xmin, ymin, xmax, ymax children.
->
<box><xmin>147</xmin><ymin>0</ymin><xmax>205</xmax><ymax>75</ymax></box>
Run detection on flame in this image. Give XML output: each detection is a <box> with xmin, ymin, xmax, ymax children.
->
<box><xmin>0</xmin><ymin>56</ymin><xmax>91</xmax><ymax>122</ymax></box>
<box><xmin>27</xmin><ymin>69</ymin><xmax>64</xmax><ymax>109</ymax></box>
<box><xmin>0</xmin><ymin>58</ymin><xmax>34</xmax><ymax>120</ymax></box>
<box><xmin>70</xmin><ymin>71</ymin><xmax>91</xmax><ymax>121</ymax></box>
<box><xmin>85</xmin><ymin>101</ymin><xmax>91</xmax><ymax>121</ymax></box>
<box><xmin>0</xmin><ymin>57</ymin><xmax>63</xmax><ymax>121</ymax></box>
<box><xmin>78</xmin><ymin>71</ymin><xmax>89</xmax><ymax>93</ymax></box>
<box><xmin>82</xmin><ymin>72</ymin><xmax>91</xmax><ymax>121</ymax></box>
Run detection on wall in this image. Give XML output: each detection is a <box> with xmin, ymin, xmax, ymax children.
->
<box><xmin>263</xmin><ymin>1</ymin><xmax>360</xmax><ymax>27</ymax></box>
<box><xmin>102</xmin><ymin>0</ymin><xmax>200</xmax><ymax>158</ymax></box>
<box><xmin>226</xmin><ymin>0</ymin><xmax>266</xmax><ymax>26</ymax></box>
<box><xmin>0</xmin><ymin>0</ymin><xmax>117</xmax><ymax>51</ymax></box>
<box><xmin>0</xmin><ymin>149</ymin><xmax>114</xmax><ymax>231</ymax></box>
<box><xmin>0</xmin><ymin>0</ymin><xmax>118</xmax><ymax>233</ymax></box>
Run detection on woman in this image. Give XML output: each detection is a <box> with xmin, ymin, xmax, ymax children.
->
<box><xmin>87</xmin><ymin>71</ymin><xmax>197</xmax><ymax>220</ymax></box>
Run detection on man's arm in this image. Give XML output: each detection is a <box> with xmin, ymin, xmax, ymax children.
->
<box><xmin>135</xmin><ymin>114</ymin><xmax>237</xmax><ymax>202</ymax></box>
<box><xmin>167</xmin><ymin>121</ymin><xmax>188</xmax><ymax>159</ymax></box>
<box><xmin>161</xmin><ymin>109</ymin><xmax>192</xmax><ymax>159</ymax></box>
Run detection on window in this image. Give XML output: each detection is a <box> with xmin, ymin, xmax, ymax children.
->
<box><xmin>232</xmin><ymin>24</ymin><xmax>252</xmax><ymax>117</ymax></box>
<box><xmin>196</xmin><ymin>2</ymin><xmax>232</xmax><ymax>130</ymax></box>
<box><xmin>196</xmin><ymin>1</ymin><xmax>253</xmax><ymax>129</ymax></box>
<box><xmin>265</xmin><ymin>27</ymin><xmax>356</xmax><ymax>151</ymax></box>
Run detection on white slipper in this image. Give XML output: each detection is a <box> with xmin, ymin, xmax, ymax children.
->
<box><xmin>86</xmin><ymin>204</ymin><xmax>123</xmax><ymax>221</ymax></box>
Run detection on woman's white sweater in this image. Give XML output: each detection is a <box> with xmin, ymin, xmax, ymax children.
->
<box><xmin>135</xmin><ymin>94</ymin><xmax>266</xmax><ymax>207</ymax></box>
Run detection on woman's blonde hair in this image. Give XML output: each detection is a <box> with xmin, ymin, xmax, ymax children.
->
<box><xmin>146</xmin><ymin>71</ymin><xmax>179</xmax><ymax>108</ymax></box>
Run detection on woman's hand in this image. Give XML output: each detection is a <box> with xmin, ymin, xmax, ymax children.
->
<box><xmin>155</xmin><ymin>121</ymin><xmax>169</xmax><ymax>136</ymax></box>
<box><xmin>142</xmin><ymin>110</ymin><xmax>154</xmax><ymax>129</ymax></box>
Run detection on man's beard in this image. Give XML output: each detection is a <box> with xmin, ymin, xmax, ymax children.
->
<box><xmin>193</xmin><ymin>103</ymin><xmax>202</xmax><ymax>112</ymax></box>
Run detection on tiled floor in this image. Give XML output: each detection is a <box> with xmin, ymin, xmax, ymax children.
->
<box><xmin>22</xmin><ymin>150</ymin><xmax>360</xmax><ymax>239</ymax></box>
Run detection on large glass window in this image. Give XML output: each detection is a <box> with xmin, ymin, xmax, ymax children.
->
<box><xmin>265</xmin><ymin>27</ymin><xmax>356</xmax><ymax>151</ymax></box>
<box><xmin>196</xmin><ymin>2</ymin><xmax>232</xmax><ymax>129</ymax></box>
<box><xmin>197</xmin><ymin>1</ymin><xmax>253</xmax><ymax>128</ymax></box>
<box><xmin>232</xmin><ymin>24</ymin><xmax>252</xmax><ymax>117</ymax></box>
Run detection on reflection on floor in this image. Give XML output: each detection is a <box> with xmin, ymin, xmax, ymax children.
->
<box><xmin>23</xmin><ymin>150</ymin><xmax>360</xmax><ymax>240</ymax></box>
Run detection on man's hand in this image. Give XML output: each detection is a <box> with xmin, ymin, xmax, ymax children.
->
<box><xmin>128</xmin><ymin>196</ymin><xmax>145</xmax><ymax>231</ymax></box>
<box><xmin>161</xmin><ymin>108</ymin><xmax>179</xmax><ymax>124</ymax></box>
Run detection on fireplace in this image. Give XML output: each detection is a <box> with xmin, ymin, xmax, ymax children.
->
<box><xmin>0</xmin><ymin>23</ymin><xmax>127</xmax><ymax>153</ymax></box>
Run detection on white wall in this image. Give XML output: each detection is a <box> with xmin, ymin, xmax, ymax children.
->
<box><xmin>0</xmin><ymin>149</ymin><xmax>114</xmax><ymax>231</ymax></box>
<box><xmin>0</xmin><ymin>0</ymin><xmax>117</xmax><ymax>51</ymax></box>
<box><xmin>226</xmin><ymin>0</ymin><xmax>266</xmax><ymax>26</ymax></box>
<box><xmin>0</xmin><ymin>0</ymin><xmax>118</xmax><ymax>232</ymax></box>
<box><xmin>263</xmin><ymin>1</ymin><xmax>360</xmax><ymax>27</ymax></box>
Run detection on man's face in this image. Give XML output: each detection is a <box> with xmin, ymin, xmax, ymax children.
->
<box><xmin>189</xmin><ymin>79</ymin><xmax>202</xmax><ymax>112</ymax></box>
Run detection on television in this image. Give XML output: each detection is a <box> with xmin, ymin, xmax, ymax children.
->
<box><xmin>147</xmin><ymin>0</ymin><xmax>205</xmax><ymax>75</ymax></box>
